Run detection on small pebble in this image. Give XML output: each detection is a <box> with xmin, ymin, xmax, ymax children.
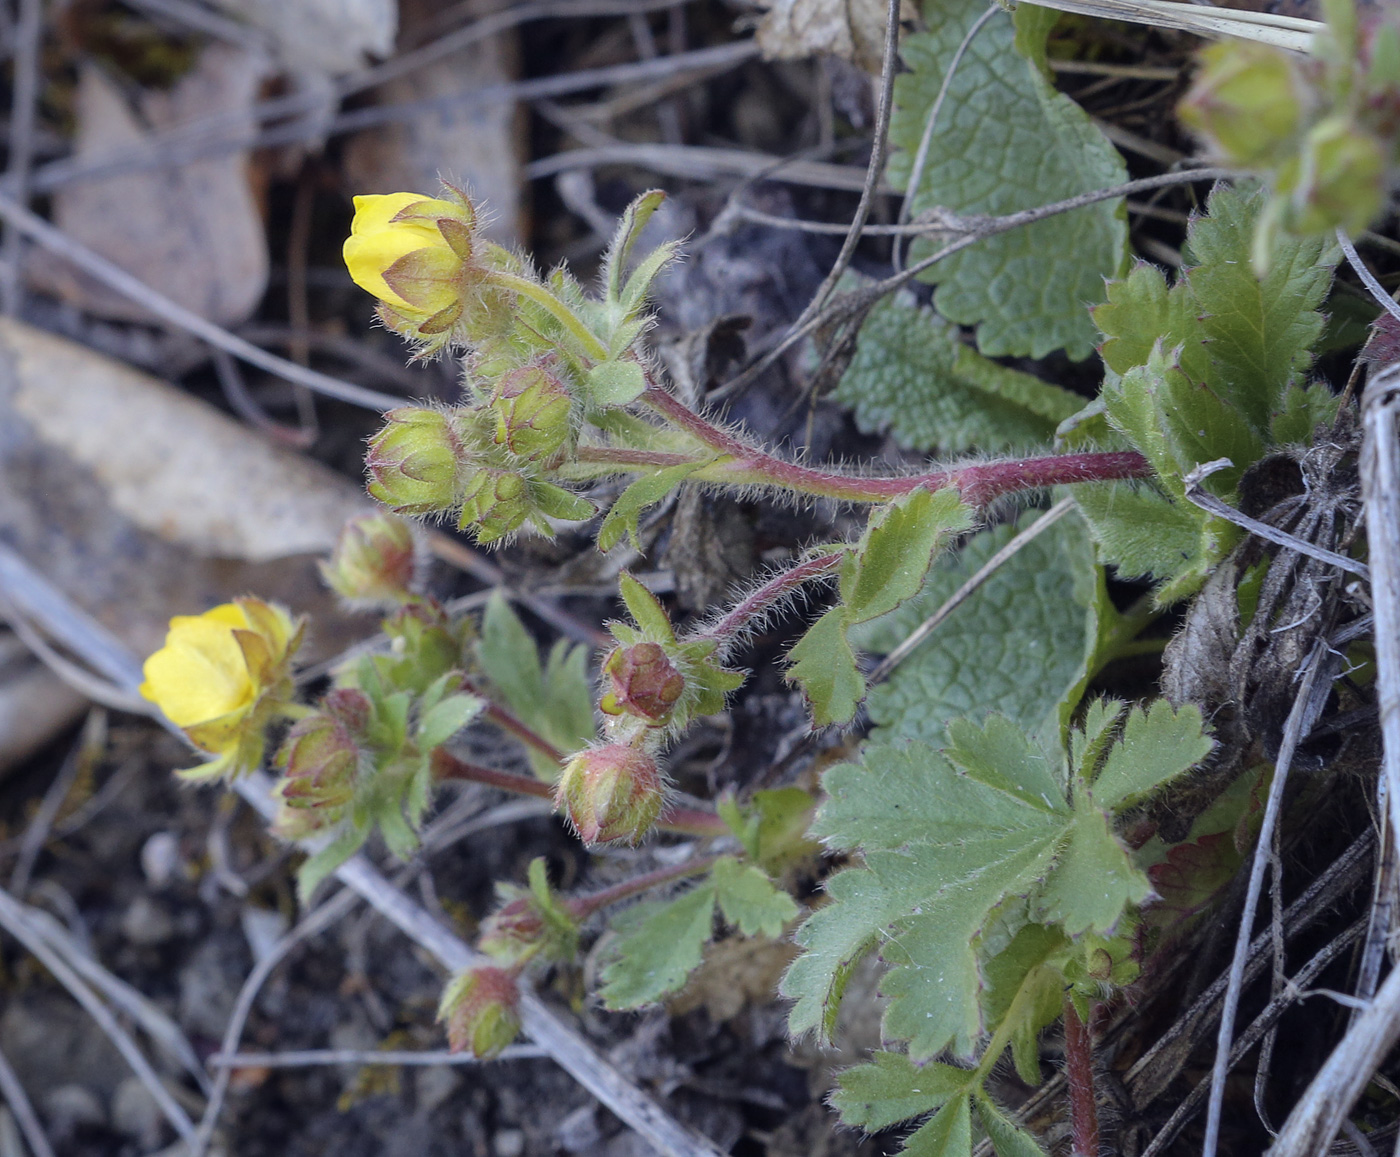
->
<box><xmin>42</xmin><ymin>1084</ymin><xmax>105</xmax><ymax>1135</ymax></box>
<box><xmin>111</xmin><ymin>1077</ymin><xmax>164</xmax><ymax>1149</ymax></box>
<box><xmin>415</xmin><ymin>1066</ymin><xmax>460</xmax><ymax>1114</ymax></box>
<box><xmin>493</xmin><ymin>1127</ymin><xmax>525</xmax><ymax>1157</ymax></box>
<box><xmin>121</xmin><ymin>895</ymin><xmax>174</xmax><ymax>946</ymax></box>
<box><xmin>239</xmin><ymin>906</ymin><xmax>288</xmax><ymax>965</ymax></box>
<box><xmin>555</xmin><ymin>1105</ymin><xmax>602</xmax><ymax>1153</ymax></box>
<box><xmin>140</xmin><ymin>832</ymin><xmax>181</xmax><ymax>889</ymax></box>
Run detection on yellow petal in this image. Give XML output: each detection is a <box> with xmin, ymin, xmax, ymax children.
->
<box><xmin>140</xmin><ymin>616</ymin><xmax>254</xmax><ymax>726</ymax></box>
<box><xmin>345</xmin><ymin>194</ymin><xmax>457</xmax><ymax>311</ymax></box>
<box><xmin>350</xmin><ymin>193</ymin><xmax>434</xmax><ymax>235</ymax></box>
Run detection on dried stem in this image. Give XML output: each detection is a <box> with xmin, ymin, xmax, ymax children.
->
<box><xmin>430</xmin><ymin>750</ymin><xmax>730</xmax><ymax>837</ymax></box>
<box><xmin>1063</xmin><ymin>996</ymin><xmax>1100</xmax><ymax>1157</ymax></box>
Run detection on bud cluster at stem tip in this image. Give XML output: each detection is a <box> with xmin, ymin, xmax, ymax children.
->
<box><xmin>319</xmin><ymin>512</ymin><xmax>422</xmax><ymax>607</ymax></box>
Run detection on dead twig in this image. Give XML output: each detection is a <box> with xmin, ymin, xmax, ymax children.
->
<box><xmin>0</xmin><ymin>0</ymin><xmax>41</xmax><ymax>316</ymax></box>
<box><xmin>8</xmin><ymin>709</ymin><xmax>104</xmax><ymax>897</ymax></box>
<box><xmin>1183</xmin><ymin>458</ymin><xmax>1371</xmax><ymax>579</ymax></box>
<box><xmin>0</xmin><ymin>1040</ymin><xmax>54</xmax><ymax>1157</ymax></box>
<box><xmin>209</xmin><ymin>1045</ymin><xmax>548</xmax><ymax>1068</ymax></box>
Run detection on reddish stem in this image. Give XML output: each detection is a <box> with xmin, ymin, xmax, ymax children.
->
<box><xmin>431</xmin><ymin>750</ymin><xmax>730</xmax><ymax>837</ymax></box>
<box><xmin>640</xmin><ymin>384</ymin><xmax>1148</xmax><ymax>504</ymax></box>
<box><xmin>462</xmin><ymin>681</ymin><xmax>567</xmax><ymax>765</ymax></box>
<box><xmin>1064</xmin><ymin>996</ymin><xmax>1100</xmax><ymax>1157</ymax></box>
<box><xmin>705</xmin><ymin>552</ymin><xmax>844</xmax><ymax>647</ymax></box>
<box><xmin>567</xmin><ymin>854</ymin><xmax>720</xmax><ymax>920</ymax></box>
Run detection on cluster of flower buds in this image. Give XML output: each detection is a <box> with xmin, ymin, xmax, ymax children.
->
<box><xmin>139</xmin><ymin>597</ymin><xmax>305</xmax><ymax>781</ymax></box>
<box><xmin>1179</xmin><ymin>0</ymin><xmax>1400</xmax><ymax>241</ymax></box>
<box><xmin>477</xmin><ymin>857</ymin><xmax>581</xmax><ymax>967</ymax></box>
<box><xmin>438</xmin><ymin>966</ymin><xmax>522</xmax><ymax>1059</ymax></box>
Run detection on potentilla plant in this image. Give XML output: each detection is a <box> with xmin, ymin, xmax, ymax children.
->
<box><xmin>138</xmin><ymin>165</ymin><xmax>1367</xmax><ymax>1155</ymax></box>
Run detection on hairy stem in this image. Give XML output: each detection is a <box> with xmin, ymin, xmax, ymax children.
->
<box><xmin>637</xmin><ymin>384</ymin><xmax>1150</xmax><ymax>503</ymax></box>
<box><xmin>704</xmin><ymin>551</ymin><xmax>844</xmax><ymax>649</ymax></box>
<box><xmin>463</xmin><ymin>681</ymin><xmax>567</xmax><ymax>765</ymax></box>
<box><xmin>487</xmin><ymin>270</ymin><xmax>610</xmax><ymax>362</ymax></box>
<box><xmin>1064</xmin><ymin>996</ymin><xmax>1100</xmax><ymax>1157</ymax></box>
<box><xmin>431</xmin><ymin>750</ymin><xmax>730</xmax><ymax>837</ymax></box>
<box><xmin>567</xmin><ymin>855</ymin><xmax>720</xmax><ymax>920</ymax></box>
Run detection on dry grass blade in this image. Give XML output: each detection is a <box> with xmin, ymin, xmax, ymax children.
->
<box><xmin>1022</xmin><ymin>0</ymin><xmax>1319</xmax><ymax>51</ymax></box>
<box><xmin>209</xmin><ymin>1046</ymin><xmax>549</xmax><ymax>1067</ymax></box>
<box><xmin>0</xmin><ymin>1041</ymin><xmax>55</xmax><ymax>1157</ymax></box>
<box><xmin>0</xmin><ymin>191</ymin><xmax>401</xmax><ymax>412</ymax></box>
<box><xmin>0</xmin><ymin>887</ymin><xmax>197</xmax><ymax>1142</ymax></box>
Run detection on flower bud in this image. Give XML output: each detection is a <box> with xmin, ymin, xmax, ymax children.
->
<box><xmin>555</xmin><ymin>744</ymin><xmax>665</xmax><ymax>845</ymax></box>
<box><xmin>320</xmin><ymin>513</ymin><xmax>421</xmax><ymax>606</ymax></box>
<box><xmin>457</xmin><ymin>467</ymin><xmax>531</xmax><ymax>543</ymax></box>
<box><xmin>479</xmin><ymin>897</ymin><xmax>547</xmax><ymax>964</ymax></box>
<box><xmin>1179</xmin><ymin>43</ymin><xmax>1305</xmax><ymax>166</ymax></box>
<box><xmin>366</xmin><ymin>407</ymin><xmax>463</xmax><ymax>515</ymax></box>
<box><xmin>438</xmin><ymin>966</ymin><xmax>522</xmax><ymax>1058</ymax></box>
<box><xmin>1284</xmin><ymin>116</ymin><xmax>1387</xmax><ymax>235</ymax></box>
<box><xmin>490</xmin><ymin>362</ymin><xmax>573</xmax><ymax>461</ymax></box>
<box><xmin>600</xmin><ymin>642</ymin><xmax>685</xmax><ymax>723</ymax></box>
<box><xmin>276</xmin><ymin>689</ymin><xmax>368</xmax><ymax>812</ymax></box>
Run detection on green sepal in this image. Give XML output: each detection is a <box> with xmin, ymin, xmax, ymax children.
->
<box><xmin>617</xmin><ymin>572</ymin><xmax>676</xmax><ymax>644</ymax></box>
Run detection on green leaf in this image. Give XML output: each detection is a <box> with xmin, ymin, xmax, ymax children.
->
<box><xmin>416</xmin><ymin>693</ymin><xmax>484</xmax><ymax>751</ymax></box>
<box><xmin>1036</xmin><ymin>787</ymin><xmax>1147</xmax><ymax>936</ymax></box>
<box><xmin>599</xmin><ymin>884</ymin><xmax>717</xmax><ymax>1009</ymax></box>
<box><xmin>979</xmin><ymin>924</ymin><xmax>1068</xmax><ymax>1086</ymax></box>
<box><xmin>1072</xmin><ymin>481</ymin><xmax>1213</xmax><ymax>586</ymax></box>
<box><xmin>297</xmin><ymin>826</ymin><xmax>369</xmax><ymax>904</ymax></box>
<box><xmin>539</xmin><ymin>639</ymin><xmax>595</xmax><ymax>755</ymax></box>
<box><xmin>852</xmin><ymin>509</ymin><xmax>1105</xmax><ymax>745</ymax></box>
<box><xmin>945</xmin><ymin>714</ymin><xmax>1067</xmax><ymax>812</ymax></box>
<box><xmin>585</xmin><ymin>360</ymin><xmax>648</xmax><ymax>407</ymax></box>
<box><xmin>1271</xmin><ymin>382</ymin><xmax>1341</xmax><ymax>444</ymax></box>
<box><xmin>842</xmin><ymin>487</ymin><xmax>973</xmax><ymax>625</ymax></box>
<box><xmin>890</xmin><ymin>0</ymin><xmax>1127</xmax><ymax>359</ymax></box>
<box><xmin>975</xmin><ymin>1095</ymin><xmax>1047</xmax><ymax>1157</ymax></box>
<box><xmin>603</xmin><ymin>189</ymin><xmax>666</xmax><ymax>303</ymax></box>
<box><xmin>832</xmin><ymin>1052</ymin><xmax>975</xmax><ymax>1132</ymax></box>
<box><xmin>478</xmin><ymin>592</ymin><xmax>542</xmax><ymax>715</ymax></box>
<box><xmin>1090</xmin><ymin>700</ymin><xmax>1213</xmax><ymax>811</ymax></box>
<box><xmin>834</xmin><ymin>291</ymin><xmax>1084</xmax><ymax>453</ymax></box>
<box><xmin>598</xmin><ymin>461</ymin><xmax>708</xmax><ymax>552</ymax></box>
<box><xmin>531</xmin><ymin>482</ymin><xmax>595</xmax><ymax>524</ymax></box>
<box><xmin>785</xmin><ymin>605</ymin><xmax>865</xmax><ymax>726</ymax></box>
<box><xmin>617</xmin><ymin>571</ymin><xmax>676</xmax><ymax>643</ymax></box>
<box><xmin>752</xmin><ymin>787</ymin><xmax>819</xmax><ymax>872</ymax></box>
<box><xmin>712</xmin><ymin>857</ymin><xmax>798</xmax><ymax>937</ymax></box>
<box><xmin>905</xmin><ymin>1097</ymin><xmax>973</xmax><ymax>1157</ymax></box>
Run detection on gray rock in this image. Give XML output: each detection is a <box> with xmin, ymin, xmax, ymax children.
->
<box><xmin>111</xmin><ymin>1076</ymin><xmax>165</xmax><ymax>1149</ymax></box>
<box><xmin>121</xmin><ymin>895</ymin><xmax>175</xmax><ymax>946</ymax></box>
<box><xmin>0</xmin><ymin>996</ymin><xmax>125</xmax><ymax>1100</ymax></box>
<box><xmin>493</xmin><ymin>1127</ymin><xmax>525</xmax><ymax>1157</ymax></box>
<box><xmin>42</xmin><ymin>1083</ymin><xmax>106</xmax><ymax>1136</ymax></box>
<box><xmin>413</xmin><ymin>1065</ymin><xmax>460</xmax><ymax>1114</ymax></box>
<box><xmin>140</xmin><ymin>831</ymin><xmax>181</xmax><ymax>889</ymax></box>
<box><xmin>177</xmin><ymin>936</ymin><xmax>245</xmax><ymax>1039</ymax></box>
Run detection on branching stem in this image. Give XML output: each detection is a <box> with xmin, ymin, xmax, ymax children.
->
<box><xmin>430</xmin><ymin>750</ymin><xmax>730</xmax><ymax>836</ymax></box>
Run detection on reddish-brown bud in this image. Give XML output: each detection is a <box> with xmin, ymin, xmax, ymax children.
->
<box><xmin>600</xmin><ymin>642</ymin><xmax>685</xmax><ymax>723</ymax></box>
<box><xmin>438</xmin><ymin>966</ymin><xmax>522</xmax><ymax>1058</ymax></box>
<box><xmin>478</xmin><ymin>897</ymin><xmax>547</xmax><ymax>963</ymax></box>
<box><xmin>276</xmin><ymin>689</ymin><xmax>369</xmax><ymax>812</ymax></box>
<box><xmin>554</xmin><ymin>744</ymin><xmax>665</xmax><ymax>846</ymax></box>
<box><xmin>319</xmin><ymin>512</ymin><xmax>420</xmax><ymax>606</ymax></box>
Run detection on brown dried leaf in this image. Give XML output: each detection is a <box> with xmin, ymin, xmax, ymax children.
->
<box><xmin>756</xmin><ymin>0</ymin><xmax>914</xmax><ymax>73</ymax></box>
<box><xmin>32</xmin><ymin>48</ymin><xmax>270</xmax><ymax>325</ymax></box>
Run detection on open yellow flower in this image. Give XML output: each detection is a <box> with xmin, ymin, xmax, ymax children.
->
<box><xmin>343</xmin><ymin>192</ymin><xmax>473</xmax><ymax>321</ymax></box>
<box><xmin>141</xmin><ymin>598</ymin><xmax>304</xmax><ymax>780</ymax></box>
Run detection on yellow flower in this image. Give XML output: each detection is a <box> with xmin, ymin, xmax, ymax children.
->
<box><xmin>343</xmin><ymin>193</ymin><xmax>467</xmax><ymax>320</ymax></box>
<box><xmin>141</xmin><ymin>598</ymin><xmax>304</xmax><ymax>780</ymax></box>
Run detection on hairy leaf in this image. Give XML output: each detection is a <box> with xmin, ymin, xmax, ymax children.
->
<box><xmin>786</xmin><ymin>605</ymin><xmax>865</xmax><ymax>726</ymax></box>
<box><xmin>833</xmin><ymin>1052</ymin><xmax>975</xmax><ymax>1132</ymax></box>
<box><xmin>852</xmin><ymin>510</ymin><xmax>1105</xmax><ymax>745</ymax></box>
<box><xmin>834</xmin><ymin>292</ymin><xmax>1083</xmax><ymax>453</ymax></box>
<box><xmin>599</xmin><ymin>884</ymin><xmax>716</xmax><ymax>1009</ymax></box>
<box><xmin>598</xmin><ymin>460</ymin><xmax>709</xmax><ymax>552</ymax></box>
<box><xmin>712</xmin><ymin>857</ymin><xmax>799</xmax><ymax>937</ymax></box>
<box><xmin>890</xmin><ymin>0</ymin><xmax>1127</xmax><ymax>359</ymax></box>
